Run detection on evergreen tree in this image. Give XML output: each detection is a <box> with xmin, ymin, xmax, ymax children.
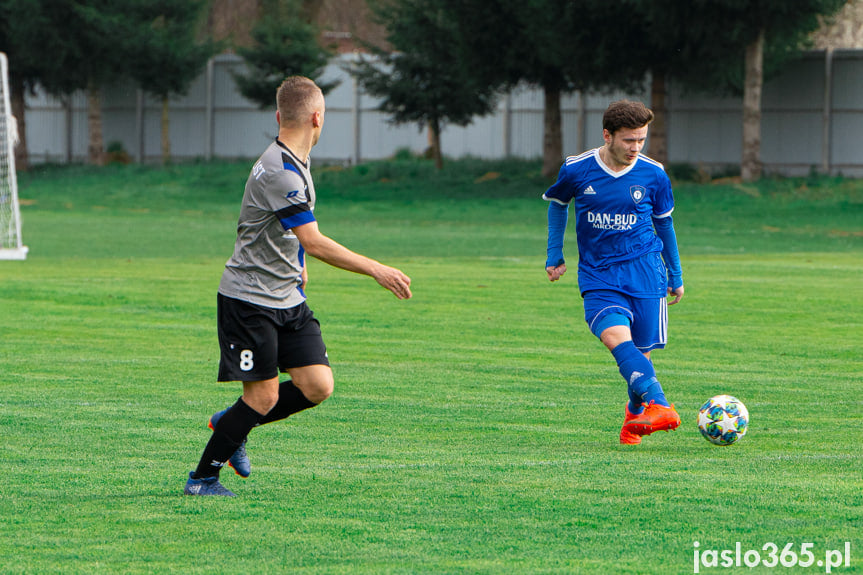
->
<box><xmin>719</xmin><ymin>0</ymin><xmax>844</xmax><ymax>181</ymax></box>
<box><xmin>448</xmin><ymin>0</ymin><xmax>638</xmax><ymax>177</ymax></box>
<box><xmin>0</xmin><ymin>0</ymin><xmax>44</xmax><ymax>170</ymax></box>
<box><xmin>448</xmin><ymin>0</ymin><xmax>844</xmax><ymax>179</ymax></box>
<box><xmin>2</xmin><ymin>0</ymin><xmax>222</xmax><ymax>166</ymax></box>
<box><xmin>637</xmin><ymin>0</ymin><xmax>846</xmax><ymax>179</ymax></box>
<box><xmin>34</xmin><ymin>0</ymin><xmax>133</xmax><ymax>165</ymax></box>
<box><xmin>352</xmin><ymin>0</ymin><xmax>500</xmax><ymax>169</ymax></box>
<box><xmin>0</xmin><ymin>0</ymin><xmax>112</xmax><ymax>165</ymax></box>
<box><xmin>233</xmin><ymin>0</ymin><xmax>337</xmax><ymax>110</ymax></box>
<box><xmin>124</xmin><ymin>0</ymin><xmax>219</xmax><ymax>164</ymax></box>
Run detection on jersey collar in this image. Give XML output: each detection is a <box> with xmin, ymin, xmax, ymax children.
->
<box><xmin>276</xmin><ymin>138</ymin><xmax>310</xmax><ymax>169</ymax></box>
<box><xmin>594</xmin><ymin>148</ymin><xmax>638</xmax><ymax>178</ymax></box>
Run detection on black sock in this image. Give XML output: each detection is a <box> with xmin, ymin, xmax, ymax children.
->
<box><xmin>258</xmin><ymin>380</ymin><xmax>317</xmax><ymax>425</ymax></box>
<box><xmin>192</xmin><ymin>398</ymin><xmax>262</xmax><ymax>479</ymax></box>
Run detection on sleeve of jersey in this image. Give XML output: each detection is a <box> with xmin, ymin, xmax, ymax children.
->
<box><xmin>542</xmin><ymin>163</ymin><xmax>574</xmax><ymax>205</ymax></box>
<box><xmin>543</xmin><ymin>163</ymin><xmax>572</xmax><ymax>268</ymax></box>
<box><xmin>546</xmin><ymin>201</ymin><xmax>568</xmax><ymax>268</ymax></box>
<box><xmin>652</xmin><ymin>171</ymin><xmax>675</xmax><ymax>217</ymax></box>
<box><xmin>273</xmin><ymin>173</ymin><xmax>316</xmax><ymax>231</ymax></box>
<box><xmin>653</xmin><ymin>215</ymin><xmax>683</xmax><ymax>290</ymax></box>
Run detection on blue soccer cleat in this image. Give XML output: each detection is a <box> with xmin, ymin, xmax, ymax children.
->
<box><xmin>208</xmin><ymin>409</ymin><xmax>252</xmax><ymax>478</ymax></box>
<box><xmin>184</xmin><ymin>472</ymin><xmax>236</xmax><ymax>497</ymax></box>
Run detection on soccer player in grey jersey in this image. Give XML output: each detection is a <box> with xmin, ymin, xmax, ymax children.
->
<box><xmin>185</xmin><ymin>76</ymin><xmax>412</xmax><ymax>496</ymax></box>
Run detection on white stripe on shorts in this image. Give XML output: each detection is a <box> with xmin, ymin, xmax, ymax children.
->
<box><xmin>659</xmin><ymin>297</ymin><xmax>668</xmax><ymax>345</ymax></box>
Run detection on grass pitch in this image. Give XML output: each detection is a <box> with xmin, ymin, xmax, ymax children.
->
<box><xmin>0</xmin><ymin>159</ymin><xmax>861</xmax><ymax>574</ymax></box>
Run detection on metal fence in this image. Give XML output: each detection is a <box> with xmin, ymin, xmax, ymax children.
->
<box><xmin>20</xmin><ymin>50</ymin><xmax>863</xmax><ymax>177</ymax></box>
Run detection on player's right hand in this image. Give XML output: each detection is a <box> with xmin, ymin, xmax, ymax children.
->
<box><xmin>375</xmin><ymin>265</ymin><xmax>412</xmax><ymax>299</ymax></box>
<box><xmin>667</xmin><ymin>285</ymin><xmax>684</xmax><ymax>305</ymax></box>
<box><xmin>546</xmin><ymin>264</ymin><xmax>567</xmax><ymax>282</ymax></box>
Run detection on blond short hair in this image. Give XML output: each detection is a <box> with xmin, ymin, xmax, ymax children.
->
<box><xmin>276</xmin><ymin>76</ymin><xmax>323</xmax><ymax>126</ymax></box>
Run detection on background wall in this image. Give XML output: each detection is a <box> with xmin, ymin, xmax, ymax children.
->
<box><xmin>21</xmin><ymin>50</ymin><xmax>863</xmax><ymax>177</ymax></box>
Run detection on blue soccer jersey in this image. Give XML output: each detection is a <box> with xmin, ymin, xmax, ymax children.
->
<box><xmin>543</xmin><ymin>148</ymin><xmax>675</xmax><ymax>298</ymax></box>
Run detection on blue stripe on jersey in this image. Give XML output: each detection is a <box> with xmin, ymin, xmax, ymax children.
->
<box><xmin>276</xmin><ymin>205</ymin><xmax>316</xmax><ymax>230</ymax></box>
<box><xmin>283</xmin><ymin>161</ymin><xmax>302</xmax><ymax>176</ymax></box>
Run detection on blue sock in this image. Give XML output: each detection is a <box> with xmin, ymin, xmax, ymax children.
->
<box><xmin>638</xmin><ymin>377</ymin><xmax>669</xmax><ymax>407</ymax></box>
<box><xmin>611</xmin><ymin>341</ymin><xmax>670</xmax><ymax>408</ymax></box>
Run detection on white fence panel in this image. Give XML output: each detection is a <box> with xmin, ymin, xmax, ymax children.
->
<box><xmin>19</xmin><ymin>50</ymin><xmax>863</xmax><ymax>176</ymax></box>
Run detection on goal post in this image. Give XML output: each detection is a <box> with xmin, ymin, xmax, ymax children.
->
<box><xmin>0</xmin><ymin>52</ymin><xmax>28</xmax><ymax>260</ymax></box>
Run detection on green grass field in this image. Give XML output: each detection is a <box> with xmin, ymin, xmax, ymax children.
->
<box><xmin>1</xmin><ymin>158</ymin><xmax>861</xmax><ymax>574</ymax></box>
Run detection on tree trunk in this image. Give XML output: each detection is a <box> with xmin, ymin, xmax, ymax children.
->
<box><xmin>10</xmin><ymin>78</ymin><xmax>28</xmax><ymax>172</ymax></box>
<box><xmin>741</xmin><ymin>29</ymin><xmax>764</xmax><ymax>182</ymax></box>
<box><xmin>161</xmin><ymin>95</ymin><xmax>171</xmax><ymax>165</ymax></box>
<box><xmin>542</xmin><ymin>85</ymin><xmax>562</xmax><ymax>179</ymax></box>
<box><xmin>429</xmin><ymin>118</ymin><xmax>443</xmax><ymax>170</ymax></box>
<box><xmin>87</xmin><ymin>81</ymin><xmax>105</xmax><ymax>166</ymax></box>
<box><xmin>649</xmin><ymin>72</ymin><xmax>668</xmax><ymax>166</ymax></box>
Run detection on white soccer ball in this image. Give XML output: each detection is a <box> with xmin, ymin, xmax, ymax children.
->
<box><xmin>697</xmin><ymin>395</ymin><xmax>749</xmax><ymax>446</ymax></box>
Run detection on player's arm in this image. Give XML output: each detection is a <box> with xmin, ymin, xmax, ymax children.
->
<box><xmin>292</xmin><ymin>221</ymin><xmax>412</xmax><ymax>300</ymax></box>
<box><xmin>545</xmin><ymin>200</ymin><xmax>569</xmax><ymax>281</ymax></box>
<box><xmin>543</xmin><ymin>163</ymin><xmax>573</xmax><ymax>282</ymax></box>
<box><xmin>653</xmin><ymin>213</ymin><xmax>684</xmax><ymax>305</ymax></box>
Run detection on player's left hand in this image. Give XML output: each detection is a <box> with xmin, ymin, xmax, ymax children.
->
<box><xmin>668</xmin><ymin>285</ymin><xmax>684</xmax><ymax>305</ymax></box>
<box><xmin>300</xmin><ymin>267</ymin><xmax>308</xmax><ymax>290</ymax></box>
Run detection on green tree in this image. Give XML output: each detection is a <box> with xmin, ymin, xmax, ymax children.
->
<box><xmin>33</xmin><ymin>1</ymin><xmax>135</xmax><ymax>165</ymax></box>
<box><xmin>3</xmin><ymin>0</ymin><xmax>159</xmax><ymax>165</ymax></box>
<box><xmin>0</xmin><ymin>0</ymin><xmax>98</xmax><ymax>167</ymax></box>
<box><xmin>125</xmin><ymin>0</ymin><xmax>219</xmax><ymax>164</ymax></box>
<box><xmin>352</xmin><ymin>0</ymin><xmax>500</xmax><ymax>169</ymax></box>
<box><xmin>637</xmin><ymin>0</ymin><xmax>845</xmax><ymax>179</ymax></box>
<box><xmin>0</xmin><ymin>0</ymin><xmax>42</xmax><ymax>170</ymax></box>
<box><xmin>723</xmin><ymin>0</ymin><xmax>844</xmax><ymax>181</ymax></box>
<box><xmin>233</xmin><ymin>0</ymin><xmax>337</xmax><ymax>110</ymax></box>
<box><xmin>2</xmin><ymin>0</ymin><xmax>223</xmax><ymax>166</ymax></box>
<box><xmin>450</xmin><ymin>0</ymin><xmax>843</xmax><ymax>180</ymax></box>
<box><xmin>449</xmin><ymin>0</ymin><xmax>639</xmax><ymax>177</ymax></box>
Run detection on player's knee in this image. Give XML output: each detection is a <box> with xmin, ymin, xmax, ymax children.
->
<box><xmin>291</xmin><ymin>365</ymin><xmax>335</xmax><ymax>404</ymax></box>
<box><xmin>262</xmin><ymin>390</ymin><xmax>281</xmax><ymax>412</ymax></box>
<box><xmin>243</xmin><ymin>388</ymin><xmax>280</xmax><ymax>415</ymax></box>
<box><xmin>305</xmin><ymin>377</ymin><xmax>334</xmax><ymax>404</ymax></box>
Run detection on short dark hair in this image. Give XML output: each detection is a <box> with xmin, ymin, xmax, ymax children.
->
<box><xmin>602</xmin><ymin>100</ymin><xmax>654</xmax><ymax>135</ymax></box>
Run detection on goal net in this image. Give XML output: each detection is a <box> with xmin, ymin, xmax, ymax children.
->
<box><xmin>0</xmin><ymin>52</ymin><xmax>28</xmax><ymax>260</ymax></box>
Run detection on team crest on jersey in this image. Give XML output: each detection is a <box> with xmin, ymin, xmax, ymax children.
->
<box><xmin>630</xmin><ymin>185</ymin><xmax>646</xmax><ymax>204</ymax></box>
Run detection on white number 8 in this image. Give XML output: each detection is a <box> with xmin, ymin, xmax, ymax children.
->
<box><xmin>239</xmin><ymin>349</ymin><xmax>254</xmax><ymax>371</ymax></box>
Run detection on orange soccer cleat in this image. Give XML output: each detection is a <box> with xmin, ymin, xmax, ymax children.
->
<box><xmin>622</xmin><ymin>401</ymin><xmax>681</xmax><ymax>439</ymax></box>
<box><xmin>620</xmin><ymin>403</ymin><xmax>644</xmax><ymax>445</ymax></box>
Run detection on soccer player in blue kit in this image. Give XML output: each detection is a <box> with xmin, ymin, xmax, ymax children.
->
<box><xmin>543</xmin><ymin>100</ymin><xmax>684</xmax><ymax>445</ymax></box>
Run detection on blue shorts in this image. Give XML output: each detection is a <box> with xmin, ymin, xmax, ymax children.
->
<box><xmin>583</xmin><ymin>290</ymin><xmax>668</xmax><ymax>352</ymax></box>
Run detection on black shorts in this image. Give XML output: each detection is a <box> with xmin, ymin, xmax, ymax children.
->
<box><xmin>217</xmin><ymin>293</ymin><xmax>329</xmax><ymax>382</ymax></box>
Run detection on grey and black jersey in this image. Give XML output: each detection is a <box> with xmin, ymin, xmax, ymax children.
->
<box><xmin>218</xmin><ymin>139</ymin><xmax>316</xmax><ymax>309</ymax></box>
